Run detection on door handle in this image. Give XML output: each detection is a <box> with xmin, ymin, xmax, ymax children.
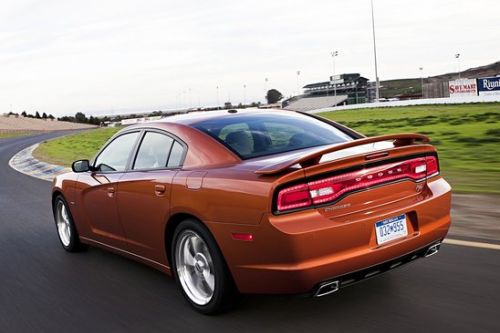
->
<box><xmin>107</xmin><ymin>187</ymin><xmax>115</xmax><ymax>198</ymax></box>
<box><xmin>155</xmin><ymin>184</ymin><xmax>166</xmax><ymax>195</ymax></box>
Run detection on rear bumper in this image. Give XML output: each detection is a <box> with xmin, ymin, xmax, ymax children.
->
<box><xmin>207</xmin><ymin>177</ymin><xmax>451</xmax><ymax>294</ymax></box>
<box><xmin>313</xmin><ymin>240</ymin><xmax>442</xmax><ymax>297</ymax></box>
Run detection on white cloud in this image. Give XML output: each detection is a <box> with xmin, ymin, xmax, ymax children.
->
<box><xmin>0</xmin><ymin>0</ymin><xmax>499</xmax><ymax>116</ymax></box>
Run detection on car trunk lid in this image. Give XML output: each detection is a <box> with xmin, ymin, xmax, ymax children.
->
<box><xmin>269</xmin><ymin>134</ymin><xmax>439</xmax><ymax>216</ymax></box>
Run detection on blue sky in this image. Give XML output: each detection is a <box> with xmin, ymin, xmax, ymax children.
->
<box><xmin>1</xmin><ymin>0</ymin><xmax>499</xmax><ymax>116</ymax></box>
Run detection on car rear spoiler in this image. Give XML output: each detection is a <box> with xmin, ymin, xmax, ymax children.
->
<box><xmin>254</xmin><ymin>133</ymin><xmax>430</xmax><ymax>175</ymax></box>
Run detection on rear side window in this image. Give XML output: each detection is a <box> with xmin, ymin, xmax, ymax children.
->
<box><xmin>94</xmin><ymin>132</ymin><xmax>140</xmax><ymax>172</ymax></box>
<box><xmin>133</xmin><ymin>132</ymin><xmax>186</xmax><ymax>170</ymax></box>
<box><xmin>193</xmin><ymin>113</ymin><xmax>352</xmax><ymax>159</ymax></box>
<box><xmin>167</xmin><ymin>141</ymin><xmax>184</xmax><ymax>168</ymax></box>
<box><xmin>134</xmin><ymin>132</ymin><xmax>174</xmax><ymax>170</ymax></box>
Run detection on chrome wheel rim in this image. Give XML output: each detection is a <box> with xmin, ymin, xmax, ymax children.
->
<box><xmin>56</xmin><ymin>201</ymin><xmax>71</xmax><ymax>247</ymax></box>
<box><xmin>175</xmin><ymin>230</ymin><xmax>215</xmax><ymax>305</ymax></box>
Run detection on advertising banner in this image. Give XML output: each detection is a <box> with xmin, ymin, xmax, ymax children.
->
<box><xmin>477</xmin><ymin>76</ymin><xmax>500</xmax><ymax>96</ymax></box>
<box><xmin>448</xmin><ymin>79</ymin><xmax>477</xmax><ymax>97</ymax></box>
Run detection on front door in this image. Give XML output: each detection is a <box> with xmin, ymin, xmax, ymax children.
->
<box><xmin>77</xmin><ymin>131</ymin><xmax>140</xmax><ymax>248</ymax></box>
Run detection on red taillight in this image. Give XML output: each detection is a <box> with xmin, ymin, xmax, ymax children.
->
<box><xmin>425</xmin><ymin>156</ymin><xmax>439</xmax><ymax>177</ymax></box>
<box><xmin>276</xmin><ymin>156</ymin><xmax>439</xmax><ymax>212</ymax></box>
<box><xmin>276</xmin><ymin>184</ymin><xmax>311</xmax><ymax>211</ymax></box>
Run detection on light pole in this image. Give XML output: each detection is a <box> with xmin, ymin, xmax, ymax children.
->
<box><xmin>243</xmin><ymin>84</ymin><xmax>247</xmax><ymax>106</ymax></box>
<box><xmin>216</xmin><ymin>85</ymin><xmax>220</xmax><ymax>109</ymax></box>
<box><xmin>455</xmin><ymin>53</ymin><xmax>461</xmax><ymax>80</ymax></box>
<box><xmin>331</xmin><ymin>51</ymin><xmax>339</xmax><ymax>102</ymax></box>
<box><xmin>371</xmin><ymin>0</ymin><xmax>380</xmax><ymax>102</ymax></box>
<box><xmin>419</xmin><ymin>67</ymin><xmax>424</xmax><ymax>99</ymax></box>
<box><xmin>296</xmin><ymin>70</ymin><xmax>301</xmax><ymax>96</ymax></box>
<box><xmin>264</xmin><ymin>77</ymin><xmax>269</xmax><ymax>103</ymax></box>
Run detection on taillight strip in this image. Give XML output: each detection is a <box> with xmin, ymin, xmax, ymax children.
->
<box><xmin>276</xmin><ymin>155</ymin><xmax>439</xmax><ymax>213</ymax></box>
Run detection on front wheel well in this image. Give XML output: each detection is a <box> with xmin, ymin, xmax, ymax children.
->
<box><xmin>52</xmin><ymin>191</ymin><xmax>64</xmax><ymax>212</ymax></box>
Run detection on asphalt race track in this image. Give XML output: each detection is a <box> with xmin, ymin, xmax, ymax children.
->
<box><xmin>1</xmin><ymin>133</ymin><xmax>499</xmax><ymax>332</ymax></box>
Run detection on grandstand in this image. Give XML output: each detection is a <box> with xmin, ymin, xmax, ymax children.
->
<box><xmin>283</xmin><ymin>95</ymin><xmax>348</xmax><ymax>112</ymax></box>
<box><xmin>283</xmin><ymin>73</ymin><xmax>369</xmax><ymax>111</ymax></box>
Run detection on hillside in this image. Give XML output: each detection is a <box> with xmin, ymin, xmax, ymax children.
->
<box><xmin>380</xmin><ymin>61</ymin><xmax>500</xmax><ymax>98</ymax></box>
<box><xmin>432</xmin><ymin>61</ymin><xmax>500</xmax><ymax>81</ymax></box>
<box><xmin>0</xmin><ymin>115</ymin><xmax>97</xmax><ymax>132</ymax></box>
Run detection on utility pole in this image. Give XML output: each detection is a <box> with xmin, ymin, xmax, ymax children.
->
<box><xmin>371</xmin><ymin>0</ymin><xmax>380</xmax><ymax>102</ymax></box>
<box><xmin>296</xmin><ymin>70</ymin><xmax>301</xmax><ymax>96</ymax></box>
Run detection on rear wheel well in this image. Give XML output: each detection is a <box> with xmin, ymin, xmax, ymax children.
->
<box><xmin>165</xmin><ymin>213</ymin><xmax>200</xmax><ymax>265</ymax></box>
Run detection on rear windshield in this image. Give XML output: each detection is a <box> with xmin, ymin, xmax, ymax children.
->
<box><xmin>192</xmin><ymin>112</ymin><xmax>353</xmax><ymax>159</ymax></box>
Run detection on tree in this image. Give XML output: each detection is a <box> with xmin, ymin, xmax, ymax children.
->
<box><xmin>75</xmin><ymin>112</ymin><xmax>87</xmax><ymax>123</ymax></box>
<box><xmin>21</xmin><ymin>111</ymin><xmax>27</xmax><ymax>117</ymax></box>
<box><xmin>35</xmin><ymin>111</ymin><xmax>41</xmax><ymax>119</ymax></box>
<box><xmin>48</xmin><ymin>114</ymin><xmax>55</xmax><ymax>120</ymax></box>
<box><xmin>88</xmin><ymin>116</ymin><xmax>100</xmax><ymax>125</ymax></box>
<box><xmin>42</xmin><ymin>112</ymin><xmax>47</xmax><ymax>119</ymax></box>
<box><xmin>149</xmin><ymin>111</ymin><xmax>163</xmax><ymax>117</ymax></box>
<box><xmin>265</xmin><ymin>89</ymin><xmax>283</xmax><ymax>104</ymax></box>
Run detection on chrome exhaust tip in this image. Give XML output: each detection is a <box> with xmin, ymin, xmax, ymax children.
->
<box><xmin>425</xmin><ymin>242</ymin><xmax>441</xmax><ymax>257</ymax></box>
<box><xmin>314</xmin><ymin>280</ymin><xmax>340</xmax><ymax>297</ymax></box>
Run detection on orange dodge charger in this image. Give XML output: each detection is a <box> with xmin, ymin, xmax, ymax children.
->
<box><xmin>52</xmin><ymin>109</ymin><xmax>451</xmax><ymax>313</ymax></box>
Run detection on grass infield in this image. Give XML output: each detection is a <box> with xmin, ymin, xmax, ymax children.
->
<box><xmin>33</xmin><ymin>127</ymin><xmax>121</xmax><ymax>166</ymax></box>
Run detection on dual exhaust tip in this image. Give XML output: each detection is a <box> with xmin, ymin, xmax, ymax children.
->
<box><xmin>314</xmin><ymin>280</ymin><xmax>340</xmax><ymax>297</ymax></box>
<box><xmin>313</xmin><ymin>242</ymin><xmax>442</xmax><ymax>297</ymax></box>
<box><xmin>424</xmin><ymin>242</ymin><xmax>441</xmax><ymax>257</ymax></box>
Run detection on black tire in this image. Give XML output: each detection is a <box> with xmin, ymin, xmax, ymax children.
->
<box><xmin>171</xmin><ymin>218</ymin><xmax>236</xmax><ymax>314</ymax></box>
<box><xmin>52</xmin><ymin>195</ymin><xmax>87</xmax><ymax>252</ymax></box>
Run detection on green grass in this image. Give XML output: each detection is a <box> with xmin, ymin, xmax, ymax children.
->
<box><xmin>319</xmin><ymin>103</ymin><xmax>500</xmax><ymax>194</ymax></box>
<box><xmin>33</xmin><ymin>127</ymin><xmax>122</xmax><ymax>166</ymax></box>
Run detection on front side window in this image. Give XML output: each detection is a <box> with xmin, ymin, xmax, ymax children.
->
<box><xmin>133</xmin><ymin>132</ymin><xmax>174</xmax><ymax>170</ymax></box>
<box><xmin>94</xmin><ymin>132</ymin><xmax>140</xmax><ymax>172</ymax></box>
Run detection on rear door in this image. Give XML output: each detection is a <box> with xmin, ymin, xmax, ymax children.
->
<box><xmin>116</xmin><ymin>130</ymin><xmax>187</xmax><ymax>263</ymax></box>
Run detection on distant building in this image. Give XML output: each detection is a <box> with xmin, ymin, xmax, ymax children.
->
<box><xmin>303</xmin><ymin>73</ymin><xmax>369</xmax><ymax>104</ymax></box>
<box><xmin>283</xmin><ymin>73</ymin><xmax>369</xmax><ymax>111</ymax></box>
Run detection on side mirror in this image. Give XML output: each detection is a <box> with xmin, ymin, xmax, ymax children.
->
<box><xmin>72</xmin><ymin>159</ymin><xmax>91</xmax><ymax>173</ymax></box>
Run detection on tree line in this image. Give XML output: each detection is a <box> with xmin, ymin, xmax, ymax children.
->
<box><xmin>6</xmin><ymin>111</ymin><xmax>55</xmax><ymax>120</ymax></box>
<box><xmin>5</xmin><ymin>89</ymin><xmax>284</xmax><ymax>126</ymax></box>
<box><xmin>58</xmin><ymin>112</ymin><xmax>101</xmax><ymax>125</ymax></box>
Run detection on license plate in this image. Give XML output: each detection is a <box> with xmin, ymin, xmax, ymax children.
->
<box><xmin>375</xmin><ymin>214</ymin><xmax>408</xmax><ymax>245</ymax></box>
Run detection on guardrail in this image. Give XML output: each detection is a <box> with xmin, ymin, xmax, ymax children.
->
<box><xmin>306</xmin><ymin>95</ymin><xmax>500</xmax><ymax>114</ymax></box>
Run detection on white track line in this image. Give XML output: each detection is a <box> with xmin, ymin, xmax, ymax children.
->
<box><xmin>444</xmin><ymin>238</ymin><xmax>500</xmax><ymax>251</ymax></box>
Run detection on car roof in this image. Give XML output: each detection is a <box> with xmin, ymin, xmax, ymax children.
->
<box><xmin>151</xmin><ymin>108</ymin><xmax>298</xmax><ymax>126</ymax></box>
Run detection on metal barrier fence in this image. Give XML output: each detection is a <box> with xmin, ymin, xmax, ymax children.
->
<box><xmin>307</xmin><ymin>94</ymin><xmax>500</xmax><ymax>114</ymax></box>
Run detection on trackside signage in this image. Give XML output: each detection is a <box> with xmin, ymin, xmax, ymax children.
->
<box><xmin>477</xmin><ymin>76</ymin><xmax>500</xmax><ymax>96</ymax></box>
<box><xmin>448</xmin><ymin>79</ymin><xmax>477</xmax><ymax>97</ymax></box>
